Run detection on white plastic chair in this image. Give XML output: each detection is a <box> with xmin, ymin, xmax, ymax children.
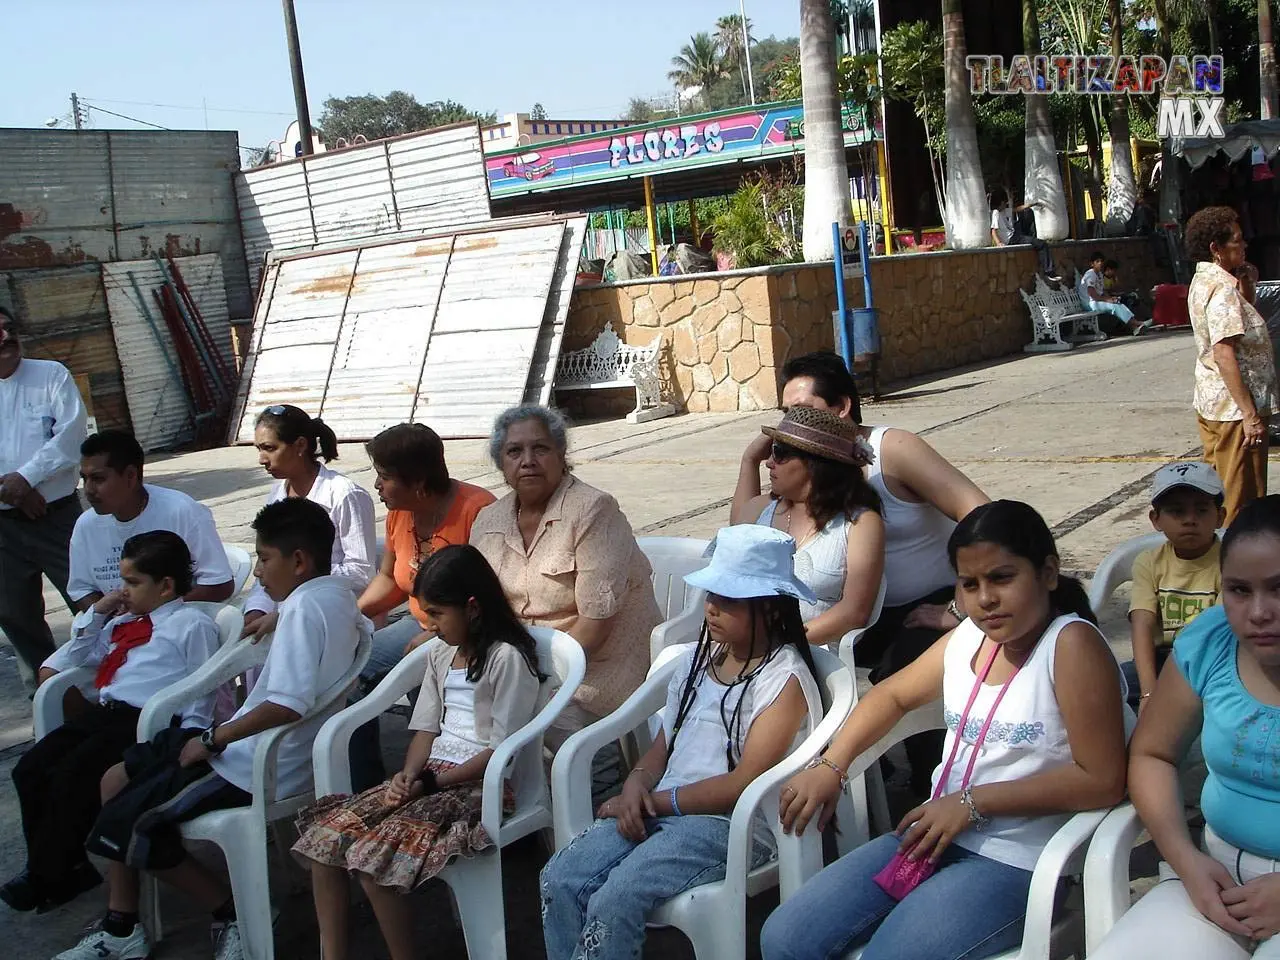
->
<box><xmin>136</xmin><ymin>629</ymin><xmax>372</xmax><ymax>960</ymax></box>
<box><xmin>551</xmin><ymin>643</ymin><xmax>855</xmax><ymax>959</ymax></box>
<box><xmin>1081</xmin><ymin>802</ymin><xmax>1146</xmax><ymax>954</ymax></box>
<box><xmin>224</xmin><ymin>544</ymin><xmax>254</xmax><ymax>597</ymax></box>
<box><xmin>311</xmin><ymin>627</ymin><xmax>586</xmax><ymax>960</ymax></box>
<box><xmin>834</xmin><ymin>703</ymin><xmax>1113</xmax><ymax>960</ymax></box>
<box><xmin>33</xmin><ymin>606</ymin><xmax>245</xmax><ymax>740</ymax></box>
<box><xmin>1086</xmin><ymin>532</ymin><xmax>1168</xmax><ymax>618</ymax></box>
<box><xmin>638</xmin><ymin>536</ymin><xmax>711</xmax><ymax>660</ymax></box>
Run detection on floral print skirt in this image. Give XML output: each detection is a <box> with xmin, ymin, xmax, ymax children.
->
<box><xmin>292</xmin><ymin>759</ymin><xmax>512</xmax><ymax>893</ymax></box>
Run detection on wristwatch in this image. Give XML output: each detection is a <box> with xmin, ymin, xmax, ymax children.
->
<box><xmin>199</xmin><ymin>724</ymin><xmax>225</xmax><ymax>754</ymax></box>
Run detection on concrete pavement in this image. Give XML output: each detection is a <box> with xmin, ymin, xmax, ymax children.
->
<box><xmin>0</xmin><ymin>327</ymin><xmax>1262</xmax><ymax>957</ymax></box>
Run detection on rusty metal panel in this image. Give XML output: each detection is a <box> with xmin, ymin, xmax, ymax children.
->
<box><xmin>306</xmin><ymin>147</ymin><xmax>397</xmax><ymax>245</ymax></box>
<box><xmin>524</xmin><ymin>215</ymin><xmax>587</xmax><ymax>405</ymax></box>
<box><xmin>233</xmin><ymin>125</ymin><xmax>490</xmax><ymax>292</ymax></box>
<box><xmin>0</xmin><ymin>130</ymin><xmax>113</xmax><ymax>269</ymax></box>
<box><xmin>387</xmin><ymin>124</ymin><xmax>490</xmax><ymax>232</ymax></box>
<box><xmin>229</xmin><ymin>220</ymin><xmax>566</xmax><ymax>443</ymax></box>
<box><xmin>0</xmin><ymin>129</ymin><xmax>250</xmax><ymax>317</ymax></box>
<box><xmin>102</xmin><ymin>254</ymin><xmax>231</xmax><ymax>452</ymax></box>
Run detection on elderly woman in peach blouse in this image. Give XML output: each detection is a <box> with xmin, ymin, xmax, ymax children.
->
<box><xmin>469</xmin><ymin>404</ymin><xmax>661</xmax><ymax>767</ymax></box>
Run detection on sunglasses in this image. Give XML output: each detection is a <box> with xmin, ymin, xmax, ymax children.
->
<box><xmin>771</xmin><ymin>441</ymin><xmax>808</xmax><ymax>463</ymax></box>
<box><xmin>263</xmin><ymin>405</ymin><xmax>288</xmax><ymax>415</ymax></box>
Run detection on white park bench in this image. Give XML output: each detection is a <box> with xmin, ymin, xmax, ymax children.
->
<box><xmin>554</xmin><ymin>322</ymin><xmax>674</xmax><ymax>423</ymax></box>
<box><xmin>1020</xmin><ymin>273</ymin><xmax>1106</xmax><ymax>353</ymax></box>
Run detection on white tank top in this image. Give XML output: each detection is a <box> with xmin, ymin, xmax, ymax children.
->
<box><xmin>931</xmin><ymin>614</ymin><xmax>1082</xmax><ymax>871</ymax></box>
<box><xmin>429</xmin><ymin>668</ymin><xmax>487</xmax><ymax>765</ymax></box>
<box><xmin>865</xmin><ymin>425</ymin><xmax>958</xmax><ymax>607</ymax></box>
<box><xmin>757</xmin><ymin>501</ymin><xmax>858</xmax><ymax>623</ymax></box>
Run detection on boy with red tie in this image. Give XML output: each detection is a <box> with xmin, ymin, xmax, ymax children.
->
<box><xmin>2</xmin><ymin>531</ymin><xmax>219</xmax><ymax>914</ymax></box>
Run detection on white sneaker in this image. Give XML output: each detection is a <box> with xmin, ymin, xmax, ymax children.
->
<box><xmin>212</xmin><ymin>920</ymin><xmax>244</xmax><ymax>960</ymax></box>
<box><xmin>53</xmin><ymin>923</ymin><xmax>150</xmax><ymax>960</ymax></box>
<box><xmin>1132</xmin><ymin>319</ymin><xmax>1155</xmax><ymax>336</ymax></box>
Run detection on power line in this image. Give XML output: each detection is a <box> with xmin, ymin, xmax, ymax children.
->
<box><xmin>81</xmin><ymin>102</ymin><xmax>169</xmax><ymax>129</ymax></box>
<box><xmin>83</xmin><ymin>96</ymin><xmax>294</xmax><ymax>118</ymax></box>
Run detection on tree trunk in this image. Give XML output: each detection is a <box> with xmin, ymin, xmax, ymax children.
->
<box><xmin>1082</xmin><ymin>103</ymin><xmax>1106</xmax><ymax>237</ymax></box>
<box><xmin>1206</xmin><ymin>0</ymin><xmax>1221</xmax><ymax>55</ymax></box>
<box><xmin>1262</xmin><ymin>0</ymin><xmax>1279</xmax><ymax>119</ymax></box>
<box><xmin>1153</xmin><ymin>0</ymin><xmax>1182</xmax><ymax>224</ymax></box>
<box><xmin>1104</xmin><ymin>0</ymin><xmax>1137</xmax><ymax>234</ymax></box>
<box><xmin>941</xmin><ymin>0</ymin><xmax>988</xmax><ymax>248</ymax></box>
<box><xmin>800</xmin><ymin>0</ymin><xmax>854</xmax><ymax>260</ymax></box>
<box><xmin>1023</xmin><ymin>0</ymin><xmax>1069</xmax><ymax>240</ymax></box>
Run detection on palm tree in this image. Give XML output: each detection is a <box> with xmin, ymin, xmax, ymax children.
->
<box><xmin>668</xmin><ymin>33</ymin><xmax>727</xmax><ymax>100</ymax></box>
<box><xmin>1151</xmin><ymin>0</ymin><xmax>1182</xmax><ymax>224</ymax></box>
<box><xmin>1262</xmin><ymin>0</ymin><xmax>1279</xmax><ymax>119</ymax></box>
<box><xmin>1104</xmin><ymin>0</ymin><xmax>1137</xmax><ymax>234</ymax></box>
<box><xmin>799</xmin><ymin>0</ymin><xmax>853</xmax><ymax>260</ymax></box>
<box><xmin>716</xmin><ymin>14</ymin><xmax>755</xmax><ymax>98</ymax></box>
<box><xmin>941</xmin><ymin>0</ymin><xmax>988</xmax><ymax>248</ymax></box>
<box><xmin>1023</xmin><ymin>0</ymin><xmax>1069</xmax><ymax>240</ymax></box>
<box><xmin>1165</xmin><ymin>0</ymin><xmax>1220</xmax><ymax>54</ymax></box>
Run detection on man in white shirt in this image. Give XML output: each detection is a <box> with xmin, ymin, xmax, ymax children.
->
<box><xmin>64</xmin><ymin>429</ymin><xmax>234</xmax><ymax>615</ymax></box>
<box><xmin>0</xmin><ymin>306</ymin><xmax>88</xmax><ymax>691</ymax></box>
<box><xmin>989</xmin><ymin>189</ymin><xmax>1059</xmax><ymax>279</ymax></box>
<box><xmin>62</xmin><ymin>498</ymin><xmax>368</xmax><ymax>960</ymax></box>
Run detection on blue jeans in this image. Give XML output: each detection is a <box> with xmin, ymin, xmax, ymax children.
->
<box><xmin>760</xmin><ymin>833</ymin><xmax>1035</xmax><ymax>960</ymax></box>
<box><xmin>541</xmin><ymin>815</ymin><xmax>770</xmax><ymax>960</ymax></box>
<box><xmin>348</xmin><ymin>616</ymin><xmax>423</xmax><ymax>793</ymax></box>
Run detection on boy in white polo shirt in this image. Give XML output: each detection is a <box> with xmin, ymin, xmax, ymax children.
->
<box><xmin>57</xmin><ymin>498</ymin><xmax>370</xmax><ymax>960</ymax></box>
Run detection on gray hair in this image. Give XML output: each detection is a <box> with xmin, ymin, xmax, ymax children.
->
<box><xmin>488</xmin><ymin>404</ymin><xmax>570</xmax><ymax>469</ymax></box>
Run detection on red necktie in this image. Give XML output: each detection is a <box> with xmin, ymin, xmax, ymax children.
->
<box><xmin>95</xmin><ymin>615</ymin><xmax>153</xmax><ymax>689</ymax></box>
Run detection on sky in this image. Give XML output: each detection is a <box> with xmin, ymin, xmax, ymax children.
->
<box><xmin>1</xmin><ymin>0</ymin><xmax>801</xmax><ymax>156</ymax></box>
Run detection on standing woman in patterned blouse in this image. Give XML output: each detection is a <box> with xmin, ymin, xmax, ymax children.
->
<box><xmin>1185</xmin><ymin>206</ymin><xmax>1279</xmax><ymax>525</ymax></box>
<box><xmin>469</xmin><ymin>405</ymin><xmax>661</xmax><ymax>790</ymax></box>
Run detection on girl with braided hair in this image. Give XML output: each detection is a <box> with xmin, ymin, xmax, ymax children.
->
<box><xmin>540</xmin><ymin>525</ymin><xmax>823</xmax><ymax>960</ymax></box>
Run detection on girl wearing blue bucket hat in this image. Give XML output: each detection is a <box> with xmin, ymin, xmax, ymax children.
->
<box><xmin>541</xmin><ymin>524</ymin><xmax>824</xmax><ymax>960</ymax></box>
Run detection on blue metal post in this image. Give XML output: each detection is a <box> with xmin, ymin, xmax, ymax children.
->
<box><xmin>832</xmin><ymin>221</ymin><xmax>851</xmax><ymax>366</ymax></box>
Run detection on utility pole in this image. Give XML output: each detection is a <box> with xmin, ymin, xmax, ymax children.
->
<box><xmin>281</xmin><ymin>0</ymin><xmax>314</xmax><ymax>157</ymax></box>
<box><xmin>70</xmin><ymin>92</ymin><xmax>82</xmax><ymax>129</ymax></box>
<box><xmin>740</xmin><ymin>0</ymin><xmax>756</xmax><ymax>105</ymax></box>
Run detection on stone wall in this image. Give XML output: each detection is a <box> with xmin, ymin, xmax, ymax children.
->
<box><xmin>561</xmin><ymin>236</ymin><xmax>1168</xmax><ymax>417</ymax></box>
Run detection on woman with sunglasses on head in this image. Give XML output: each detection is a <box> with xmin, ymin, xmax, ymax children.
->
<box><xmin>731</xmin><ymin>406</ymin><xmax>884</xmax><ymax>648</ymax></box>
<box><xmin>348</xmin><ymin>423</ymin><xmax>496</xmax><ymax>791</ymax></box>
<box><xmin>241</xmin><ymin>404</ymin><xmax>377</xmax><ymax>640</ymax></box>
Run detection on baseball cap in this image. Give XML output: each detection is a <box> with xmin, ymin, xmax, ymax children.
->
<box><xmin>1150</xmin><ymin>462</ymin><xmax>1224</xmax><ymax>503</ymax></box>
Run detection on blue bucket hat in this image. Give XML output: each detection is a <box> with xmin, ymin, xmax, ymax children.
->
<box><xmin>684</xmin><ymin>525</ymin><xmax>817</xmax><ymax>604</ymax></box>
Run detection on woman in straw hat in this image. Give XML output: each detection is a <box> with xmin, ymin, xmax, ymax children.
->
<box><xmin>731</xmin><ymin>405</ymin><xmax>884</xmax><ymax>647</ymax></box>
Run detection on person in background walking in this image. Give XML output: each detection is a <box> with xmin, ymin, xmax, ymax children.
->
<box><xmin>1185</xmin><ymin>206</ymin><xmax>1278</xmax><ymax>525</ymax></box>
<box><xmin>0</xmin><ymin>306</ymin><xmax>87</xmax><ymax>693</ymax></box>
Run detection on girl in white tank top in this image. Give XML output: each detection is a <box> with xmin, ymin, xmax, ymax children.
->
<box><xmin>761</xmin><ymin>500</ymin><xmax>1130</xmax><ymax>960</ymax></box>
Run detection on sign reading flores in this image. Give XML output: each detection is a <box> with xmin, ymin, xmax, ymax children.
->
<box><xmin>484</xmin><ymin>101</ymin><xmax>874</xmax><ymax>197</ymax></box>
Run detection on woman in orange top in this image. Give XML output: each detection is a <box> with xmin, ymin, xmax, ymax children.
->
<box><xmin>349</xmin><ymin>423</ymin><xmax>496</xmax><ymax>790</ymax></box>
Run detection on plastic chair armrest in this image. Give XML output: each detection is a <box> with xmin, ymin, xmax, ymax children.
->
<box><xmin>842</xmin><ymin>702</ymin><xmax>947</xmax><ymax>783</ymax></box>
<box><xmin>551</xmin><ymin>659</ymin><xmax>682</xmax><ymax>847</ymax></box>
<box><xmin>32</xmin><ymin>667</ymin><xmax>97</xmax><ymax>740</ymax></box>
<box><xmin>478</xmin><ymin>653</ymin><xmax>586</xmax><ymax>838</ymax></box>
<box><xmin>1017</xmin><ymin>807</ymin><xmax>1112</xmax><ymax>960</ymax></box>
<box><xmin>1083</xmin><ymin>802</ymin><xmax>1145</xmax><ymax>954</ymax></box>
<box><xmin>312</xmin><ymin>644</ymin><xmax>434</xmax><ymax>797</ymax></box>
<box><xmin>138</xmin><ymin>638</ymin><xmax>270</xmax><ymax>741</ymax></box>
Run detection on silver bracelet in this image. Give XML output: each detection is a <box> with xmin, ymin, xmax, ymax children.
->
<box><xmin>961</xmin><ymin>786</ymin><xmax>989</xmax><ymax>831</ymax></box>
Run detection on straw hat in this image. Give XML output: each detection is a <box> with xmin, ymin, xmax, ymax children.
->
<box><xmin>760</xmin><ymin>406</ymin><xmax>873</xmax><ymax>467</ymax></box>
<box><xmin>685</xmin><ymin>525</ymin><xmax>817</xmax><ymax>603</ymax></box>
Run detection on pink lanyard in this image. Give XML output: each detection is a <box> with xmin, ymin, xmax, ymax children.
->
<box><xmin>931</xmin><ymin>641</ymin><xmax>1022</xmax><ymax>801</ymax></box>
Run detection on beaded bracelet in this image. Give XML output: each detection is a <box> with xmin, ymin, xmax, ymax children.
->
<box><xmin>669</xmin><ymin>786</ymin><xmax>684</xmax><ymax>816</ymax></box>
<box><xmin>806</xmin><ymin>755</ymin><xmax>849</xmax><ymax>789</ymax></box>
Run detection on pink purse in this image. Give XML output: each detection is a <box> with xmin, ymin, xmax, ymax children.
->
<box><xmin>872</xmin><ymin>642</ymin><xmax>1021</xmax><ymax>901</ymax></box>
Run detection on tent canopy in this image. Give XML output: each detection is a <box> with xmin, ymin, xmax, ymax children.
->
<box><xmin>1174</xmin><ymin>119</ymin><xmax>1280</xmax><ymax>170</ymax></box>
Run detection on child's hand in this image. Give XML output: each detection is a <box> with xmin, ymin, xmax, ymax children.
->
<box><xmin>93</xmin><ymin>590</ymin><xmax>127</xmax><ymax>617</ymax></box>
<box><xmin>600</xmin><ymin>775</ymin><xmax>655</xmax><ymax>842</ymax></box>
<box><xmin>384</xmin><ymin>771</ymin><xmax>424</xmax><ymax>807</ymax></box>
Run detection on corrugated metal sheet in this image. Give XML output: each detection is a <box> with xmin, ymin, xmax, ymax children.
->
<box><xmin>235</xmin><ymin>124</ymin><xmax>490</xmax><ymax>292</ymax></box>
<box><xmin>2</xmin><ymin>262</ymin><xmax>131</xmax><ymax>432</ymax></box>
<box><xmin>524</xmin><ymin>215</ymin><xmax>587</xmax><ymax>405</ymax></box>
<box><xmin>102</xmin><ymin>254</ymin><xmax>231</xmax><ymax>452</ymax></box>
<box><xmin>230</xmin><ymin>220</ymin><xmax>567</xmax><ymax>443</ymax></box>
<box><xmin>0</xmin><ymin>129</ymin><xmax>250</xmax><ymax>316</ymax></box>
